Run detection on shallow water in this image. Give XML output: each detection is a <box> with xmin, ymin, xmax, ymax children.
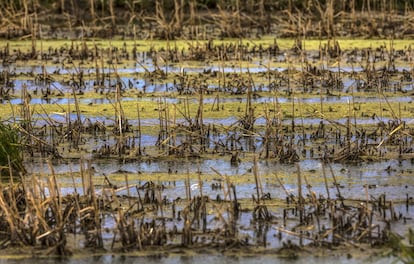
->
<box><xmin>26</xmin><ymin>158</ymin><xmax>414</xmax><ymax>202</ymax></box>
<box><xmin>2</xmin><ymin>44</ymin><xmax>414</xmax><ymax>263</ymax></box>
<box><xmin>4</xmin><ymin>91</ymin><xmax>412</xmax><ymax>106</ymax></box>
<box><xmin>0</xmin><ymin>254</ymin><xmax>399</xmax><ymax>264</ymax></box>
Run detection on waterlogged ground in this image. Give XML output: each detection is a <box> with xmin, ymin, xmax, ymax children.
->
<box><xmin>0</xmin><ymin>251</ymin><xmax>399</xmax><ymax>264</ymax></box>
<box><xmin>26</xmin><ymin>158</ymin><xmax>414</xmax><ymax>201</ymax></box>
<box><xmin>0</xmin><ymin>38</ymin><xmax>414</xmax><ymax>262</ymax></box>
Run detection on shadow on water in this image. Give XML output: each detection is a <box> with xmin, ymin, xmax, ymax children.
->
<box><xmin>0</xmin><ymin>254</ymin><xmax>398</xmax><ymax>264</ymax></box>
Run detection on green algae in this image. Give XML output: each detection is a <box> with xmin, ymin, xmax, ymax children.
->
<box><xmin>4</xmin><ymin>38</ymin><xmax>414</xmax><ymax>54</ymax></box>
<box><xmin>2</xmin><ymin>94</ymin><xmax>411</xmax><ymax>125</ymax></box>
<box><xmin>2</xmin><ymin>37</ymin><xmax>414</xmax><ymax>78</ymax></box>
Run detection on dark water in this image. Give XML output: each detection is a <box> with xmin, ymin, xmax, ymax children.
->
<box><xmin>0</xmin><ymin>254</ymin><xmax>398</xmax><ymax>264</ymax></box>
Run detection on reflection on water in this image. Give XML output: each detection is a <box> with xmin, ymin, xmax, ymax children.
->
<box><xmin>0</xmin><ymin>254</ymin><xmax>398</xmax><ymax>264</ymax></box>
<box><xmin>1</xmin><ymin>46</ymin><xmax>413</xmax><ymax>264</ymax></box>
<box><xmin>3</xmin><ymin>93</ymin><xmax>413</xmax><ymax>106</ymax></box>
<box><xmin>26</xmin><ymin>158</ymin><xmax>414</xmax><ymax>201</ymax></box>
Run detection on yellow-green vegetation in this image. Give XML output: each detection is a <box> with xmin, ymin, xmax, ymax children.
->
<box><xmin>3</xmin><ymin>38</ymin><xmax>414</xmax><ymax>76</ymax></box>
<box><xmin>51</xmin><ymin>165</ymin><xmax>343</xmax><ymax>189</ymax></box>
<box><xmin>1</xmin><ymin>94</ymin><xmax>412</xmax><ymax>125</ymax></box>
<box><xmin>49</xmin><ymin>162</ymin><xmax>414</xmax><ymax>207</ymax></box>
<box><xmin>4</xmin><ymin>38</ymin><xmax>414</xmax><ymax>54</ymax></box>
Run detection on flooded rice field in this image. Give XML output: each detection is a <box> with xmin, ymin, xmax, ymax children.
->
<box><xmin>0</xmin><ymin>38</ymin><xmax>413</xmax><ymax>262</ymax></box>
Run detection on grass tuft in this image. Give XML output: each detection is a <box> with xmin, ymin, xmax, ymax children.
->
<box><xmin>0</xmin><ymin>123</ymin><xmax>25</xmax><ymax>177</ymax></box>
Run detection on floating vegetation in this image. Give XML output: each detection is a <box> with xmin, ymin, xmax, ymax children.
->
<box><xmin>0</xmin><ymin>158</ymin><xmax>411</xmax><ymax>259</ymax></box>
<box><xmin>0</xmin><ymin>2</ymin><xmax>413</xmax><ymax>260</ymax></box>
<box><xmin>0</xmin><ymin>37</ymin><xmax>413</xmax><ymax>165</ymax></box>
